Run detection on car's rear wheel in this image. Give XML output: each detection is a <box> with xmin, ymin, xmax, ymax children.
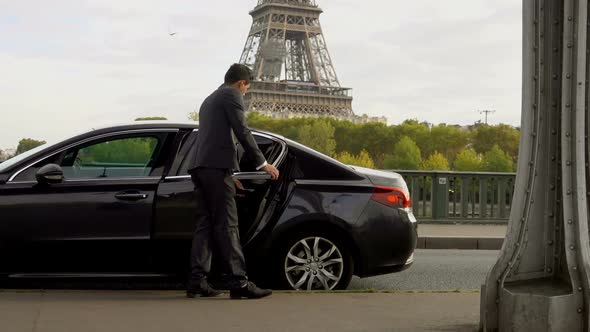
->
<box><xmin>274</xmin><ymin>232</ymin><xmax>353</xmax><ymax>290</ymax></box>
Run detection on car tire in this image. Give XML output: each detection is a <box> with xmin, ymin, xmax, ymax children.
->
<box><xmin>273</xmin><ymin>230</ymin><xmax>354</xmax><ymax>291</ymax></box>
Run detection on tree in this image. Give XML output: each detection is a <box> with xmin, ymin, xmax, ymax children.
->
<box><xmin>297</xmin><ymin>119</ymin><xmax>337</xmax><ymax>156</ymax></box>
<box><xmin>0</xmin><ymin>149</ymin><xmax>6</xmax><ymax>162</ymax></box>
<box><xmin>247</xmin><ymin>112</ymin><xmax>310</xmax><ymax>140</ymax></box>
<box><xmin>16</xmin><ymin>138</ymin><xmax>46</xmax><ymax>155</ymax></box>
<box><xmin>226</xmin><ymin>113</ymin><xmax>522</xmax><ymax>171</ymax></box>
<box><xmin>471</xmin><ymin>124</ymin><xmax>520</xmax><ymax>162</ymax></box>
<box><xmin>383</xmin><ymin>136</ymin><xmax>422</xmax><ymax>170</ymax></box>
<box><xmin>335</xmin><ymin>150</ymin><xmax>375</xmax><ymax>169</ymax></box>
<box><xmin>425</xmin><ymin>124</ymin><xmax>469</xmax><ymax>165</ymax></box>
<box><xmin>422</xmin><ymin>151</ymin><xmax>450</xmax><ymax>171</ymax></box>
<box><xmin>453</xmin><ymin>149</ymin><xmax>483</xmax><ymax>172</ymax></box>
<box><xmin>135</xmin><ymin>117</ymin><xmax>168</xmax><ymax>121</ymax></box>
<box><xmin>354</xmin><ymin>122</ymin><xmax>391</xmax><ymax>168</ymax></box>
<box><xmin>482</xmin><ymin>145</ymin><xmax>514</xmax><ymax>172</ymax></box>
<box><xmin>395</xmin><ymin>119</ymin><xmax>430</xmax><ymax>156</ymax></box>
<box><xmin>331</xmin><ymin>119</ymin><xmax>360</xmax><ymax>155</ymax></box>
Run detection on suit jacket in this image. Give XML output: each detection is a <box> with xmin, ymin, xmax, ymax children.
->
<box><xmin>188</xmin><ymin>85</ymin><xmax>266</xmax><ymax>172</ymax></box>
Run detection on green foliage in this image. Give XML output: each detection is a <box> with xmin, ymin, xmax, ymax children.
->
<box><xmin>453</xmin><ymin>149</ymin><xmax>483</xmax><ymax>172</ymax></box>
<box><xmin>482</xmin><ymin>145</ymin><xmax>514</xmax><ymax>172</ymax></box>
<box><xmin>396</xmin><ymin>119</ymin><xmax>430</xmax><ymax>155</ymax></box>
<box><xmin>422</xmin><ymin>151</ymin><xmax>450</xmax><ymax>171</ymax></box>
<box><xmin>16</xmin><ymin>138</ymin><xmax>46</xmax><ymax>155</ymax></box>
<box><xmin>244</xmin><ymin>113</ymin><xmax>520</xmax><ymax>172</ymax></box>
<box><xmin>247</xmin><ymin>112</ymin><xmax>314</xmax><ymax>140</ymax></box>
<box><xmin>79</xmin><ymin>137</ymin><xmax>158</xmax><ymax>166</ymax></box>
<box><xmin>425</xmin><ymin>124</ymin><xmax>470</xmax><ymax>164</ymax></box>
<box><xmin>335</xmin><ymin>150</ymin><xmax>375</xmax><ymax>169</ymax></box>
<box><xmin>336</xmin><ymin>122</ymin><xmax>390</xmax><ymax>163</ymax></box>
<box><xmin>297</xmin><ymin>119</ymin><xmax>337</xmax><ymax>156</ymax></box>
<box><xmin>383</xmin><ymin>136</ymin><xmax>422</xmax><ymax>170</ymax></box>
<box><xmin>135</xmin><ymin>117</ymin><xmax>168</xmax><ymax>121</ymax></box>
<box><xmin>471</xmin><ymin>124</ymin><xmax>520</xmax><ymax>162</ymax></box>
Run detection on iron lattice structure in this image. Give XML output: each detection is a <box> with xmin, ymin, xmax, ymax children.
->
<box><xmin>239</xmin><ymin>0</ymin><xmax>354</xmax><ymax>119</ymax></box>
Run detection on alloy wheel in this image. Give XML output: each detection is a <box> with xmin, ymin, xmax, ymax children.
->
<box><xmin>284</xmin><ymin>236</ymin><xmax>344</xmax><ymax>290</ymax></box>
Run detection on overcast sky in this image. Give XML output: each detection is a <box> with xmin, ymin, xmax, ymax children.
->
<box><xmin>0</xmin><ymin>0</ymin><xmax>522</xmax><ymax>149</ymax></box>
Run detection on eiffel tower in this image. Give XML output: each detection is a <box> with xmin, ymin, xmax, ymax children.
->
<box><xmin>239</xmin><ymin>0</ymin><xmax>354</xmax><ymax>119</ymax></box>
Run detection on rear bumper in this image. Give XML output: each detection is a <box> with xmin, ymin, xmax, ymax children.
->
<box><xmin>355</xmin><ymin>203</ymin><xmax>418</xmax><ymax>277</ymax></box>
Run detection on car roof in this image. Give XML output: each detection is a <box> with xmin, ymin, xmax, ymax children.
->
<box><xmin>88</xmin><ymin>121</ymin><xmax>197</xmax><ymax>132</ymax></box>
<box><xmin>0</xmin><ymin>121</ymin><xmax>360</xmax><ymax>182</ymax></box>
<box><xmin>86</xmin><ymin>121</ymin><xmax>285</xmax><ymax>140</ymax></box>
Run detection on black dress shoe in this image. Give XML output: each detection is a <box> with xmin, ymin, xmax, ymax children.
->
<box><xmin>186</xmin><ymin>281</ymin><xmax>223</xmax><ymax>298</ymax></box>
<box><xmin>230</xmin><ymin>282</ymin><xmax>272</xmax><ymax>299</ymax></box>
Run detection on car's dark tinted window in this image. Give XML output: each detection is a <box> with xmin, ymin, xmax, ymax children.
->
<box><xmin>176</xmin><ymin>131</ymin><xmax>199</xmax><ymax>176</ymax></box>
<box><xmin>175</xmin><ymin>133</ymin><xmax>283</xmax><ymax>176</ymax></box>
<box><xmin>238</xmin><ymin>135</ymin><xmax>282</xmax><ymax>171</ymax></box>
<box><xmin>286</xmin><ymin>138</ymin><xmax>364</xmax><ymax>180</ymax></box>
<box><xmin>61</xmin><ymin>136</ymin><xmax>159</xmax><ymax>179</ymax></box>
<box><xmin>13</xmin><ymin>134</ymin><xmax>166</xmax><ymax>181</ymax></box>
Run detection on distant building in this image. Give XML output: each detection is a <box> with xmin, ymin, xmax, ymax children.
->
<box><xmin>351</xmin><ymin>114</ymin><xmax>388</xmax><ymax>125</ymax></box>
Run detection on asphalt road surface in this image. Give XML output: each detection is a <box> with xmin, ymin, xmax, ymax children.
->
<box><xmin>348</xmin><ymin>249</ymin><xmax>499</xmax><ymax>291</ymax></box>
<box><xmin>3</xmin><ymin>250</ymin><xmax>499</xmax><ymax>292</ymax></box>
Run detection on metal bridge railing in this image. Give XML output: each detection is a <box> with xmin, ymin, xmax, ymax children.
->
<box><xmin>390</xmin><ymin>171</ymin><xmax>516</xmax><ymax>224</ymax></box>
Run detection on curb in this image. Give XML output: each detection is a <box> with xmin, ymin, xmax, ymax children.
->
<box><xmin>417</xmin><ymin>236</ymin><xmax>503</xmax><ymax>250</ymax></box>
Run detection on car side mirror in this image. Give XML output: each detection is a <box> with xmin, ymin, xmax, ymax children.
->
<box><xmin>36</xmin><ymin>164</ymin><xmax>64</xmax><ymax>185</ymax></box>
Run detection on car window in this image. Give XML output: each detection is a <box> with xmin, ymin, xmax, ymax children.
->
<box><xmin>61</xmin><ymin>136</ymin><xmax>159</xmax><ymax>179</ymax></box>
<box><xmin>175</xmin><ymin>133</ymin><xmax>283</xmax><ymax>176</ymax></box>
<box><xmin>12</xmin><ymin>134</ymin><xmax>164</xmax><ymax>181</ymax></box>
<box><xmin>175</xmin><ymin>131</ymin><xmax>198</xmax><ymax>176</ymax></box>
<box><xmin>237</xmin><ymin>135</ymin><xmax>283</xmax><ymax>171</ymax></box>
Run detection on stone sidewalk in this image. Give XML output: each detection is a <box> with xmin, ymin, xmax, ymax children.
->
<box><xmin>1</xmin><ymin>290</ymin><xmax>480</xmax><ymax>332</ymax></box>
<box><xmin>418</xmin><ymin>224</ymin><xmax>507</xmax><ymax>250</ymax></box>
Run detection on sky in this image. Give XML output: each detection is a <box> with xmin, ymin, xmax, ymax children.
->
<box><xmin>0</xmin><ymin>0</ymin><xmax>522</xmax><ymax>150</ymax></box>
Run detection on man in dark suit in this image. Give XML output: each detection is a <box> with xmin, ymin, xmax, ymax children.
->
<box><xmin>186</xmin><ymin>64</ymin><xmax>279</xmax><ymax>299</ymax></box>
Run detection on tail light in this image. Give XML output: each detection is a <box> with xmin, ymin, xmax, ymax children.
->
<box><xmin>371</xmin><ymin>186</ymin><xmax>411</xmax><ymax>209</ymax></box>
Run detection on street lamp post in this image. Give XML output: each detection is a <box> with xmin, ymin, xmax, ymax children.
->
<box><xmin>479</xmin><ymin>109</ymin><xmax>496</xmax><ymax>125</ymax></box>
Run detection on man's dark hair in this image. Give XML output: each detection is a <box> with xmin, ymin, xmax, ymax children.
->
<box><xmin>224</xmin><ymin>63</ymin><xmax>254</xmax><ymax>85</ymax></box>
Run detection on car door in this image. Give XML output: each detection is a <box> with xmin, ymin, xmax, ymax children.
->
<box><xmin>151</xmin><ymin>130</ymin><xmax>287</xmax><ymax>273</ymax></box>
<box><xmin>0</xmin><ymin>129</ymin><xmax>177</xmax><ymax>275</ymax></box>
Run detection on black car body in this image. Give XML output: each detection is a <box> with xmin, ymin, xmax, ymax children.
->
<box><xmin>0</xmin><ymin>122</ymin><xmax>417</xmax><ymax>290</ymax></box>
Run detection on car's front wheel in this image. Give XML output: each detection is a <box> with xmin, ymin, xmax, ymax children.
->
<box><xmin>274</xmin><ymin>232</ymin><xmax>353</xmax><ymax>290</ymax></box>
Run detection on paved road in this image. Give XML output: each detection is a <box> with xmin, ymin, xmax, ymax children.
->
<box><xmin>349</xmin><ymin>249</ymin><xmax>499</xmax><ymax>291</ymax></box>
<box><xmin>3</xmin><ymin>249</ymin><xmax>499</xmax><ymax>292</ymax></box>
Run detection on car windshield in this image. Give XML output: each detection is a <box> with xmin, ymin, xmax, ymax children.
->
<box><xmin>0</xmin><ymin>142</ymin><xmax>52</xmax><ymax>173</ymax></box>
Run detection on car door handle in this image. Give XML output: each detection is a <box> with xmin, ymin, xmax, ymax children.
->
<box><xmin>115</xmin><ymin>192</ymin><xmax>149</xmax><ymax>201</ymax></box>
<box><xmin>232</xmin><ymin>172</ymin><xmax>272</xmax><ymax>180</ymax></box>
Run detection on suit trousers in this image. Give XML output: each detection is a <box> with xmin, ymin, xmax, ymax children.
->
<box><xmin>189</xmin><ymin>168</ymin><xmax>248</xmax><ymax>289</ymax></box>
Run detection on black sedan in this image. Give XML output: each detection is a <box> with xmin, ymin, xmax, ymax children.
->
<box><xmin>0</xmin><ymin>122</ymin><xmax>417</xmax><ymax>290</ymax></box>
